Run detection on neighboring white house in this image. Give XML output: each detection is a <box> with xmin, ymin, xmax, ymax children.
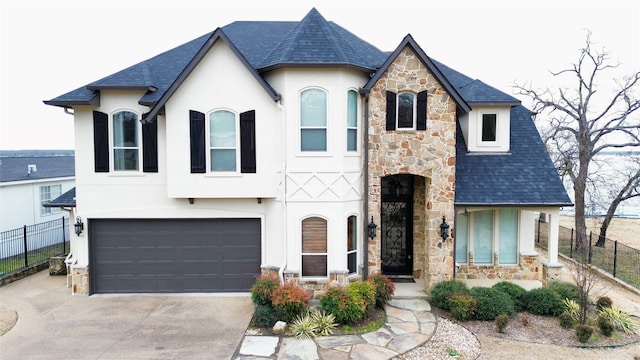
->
<box><xmin>44</xmin><ymin>9</ymin><xmax>571</xmax><ymax>295</ymax></box>
<box><xmin>0</xmin><ymin>150</ymin><xmax>75</xmax><ymax>232</ymax></box>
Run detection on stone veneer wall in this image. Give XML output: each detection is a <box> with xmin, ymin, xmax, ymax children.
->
<box><xmin>71</xmin><ymin>266</ymin><xmax>90</xmax><ymax>295</ymax></box>
<box><xmin>455</xmin><ymin>254</ymin><xmax>541</xmax><ymax>281</ymax></box>
<box><xmin>367</xmin><ymin>47</ymin><xmax>457</xmax><ymax>291</ymax></box>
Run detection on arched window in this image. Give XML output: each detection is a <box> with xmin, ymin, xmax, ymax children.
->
<box><xmin>346</xmin><ymin>90</ymin><xmax>358</xmax><ymax>152</ymax></box>
<box><xmin>301</xmin><ymin>217</ymin><xmax>327</xmax><ymax>277</ymax></box>
<box><xmin>300</xmin><ymin>88</ymin><xmax>327</xmax><ymax>151</ymax></box>
<box><xmin>347</xmin><ymin>215</ymin><xmax>358</xmax><ymax>274</ymax></box>
<box><xmin>209</xmin><ymin>109</ymin><xmax>238</xmax><ymax>172</ymax></box>
<box><xmin>112</xmin><ymin>110</ymin><xmax>140</xmax><ymax>171</ymax></box>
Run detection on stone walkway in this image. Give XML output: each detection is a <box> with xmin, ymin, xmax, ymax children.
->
<box><xmin>234</xmin><ymin>283</ymin><xmax>435</xmax><ymax>360</ymax></box>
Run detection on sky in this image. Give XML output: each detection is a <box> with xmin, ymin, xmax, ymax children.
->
<box><xmin>1</xmin><ymin>0</ymin><xmax>638</xmax><ymax>150</ymax></box>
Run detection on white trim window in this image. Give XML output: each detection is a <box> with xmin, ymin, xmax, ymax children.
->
<box><xmin>209</xmin><ymin>109</ymin><xmax>238</xmax><ymax>172</ymax></box>
<box><xmin>347</xmin><ymin>215</ymin><xmax>358</xmax><ymax>274</ymax></box>
<box><xmin>40</xmin><ymin>185</ymin><xmax>61</xmax><ymax>215</ymax></box>
<box><xmin>112</xmin><ymin>110</ymin><xmax>140</xmax><ymax>171</ymax></box>
<box><xmin>480</xmin><ymin>113</ymin><xmax>498</xmax><ymax>143</ymax></box>
<box><xmin>346</xmin><ymin>90</ymin><xmax>358</xmax><ymax>152</ymax></box>
<box><xmin>455</xmin><ymin>209</ymin><xmax>519</xmax><ymax>265</ymax></box>
<box><xmin>300</xmin><ymin>88</ymin><xmax>327</xmax><ymax>152</ymax></box>
<box><xmin>301</xmin><ymin>217</ymin><xmax>328</xmax><ymax>277</ymax></box>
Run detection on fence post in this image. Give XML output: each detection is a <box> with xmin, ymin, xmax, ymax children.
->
<box><xmin>22</xmin><ymin>225</ymin><xmax>29</xmax><ymax>268</ymax></box>
<box><xmin>589</xmin><ymin>231</ymin><xmax>593</xmax><ymax>264</ymax></box>
<box><xmin>570</xmin><ymin>228</ymin><xmax>573</xmax><ymax>258</ymax></box>
<box><xmin>612</xmin><ymin>240</ymin><xmax>618</xmax><ymax>278</ymax></box>
<box><xmin>62</xmin><ymin>217</ymin><xmax>66</xmax><ymax>254</ymax></box>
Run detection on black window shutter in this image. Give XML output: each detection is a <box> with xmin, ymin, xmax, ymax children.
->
<box><xmin>93</xmin><ymin>111</ymin><xmax>109</xmax><ymax>172</ymax></box>
<box><xmin>386</xmin><ymin>91</ymin><xmax>396</xmax><ymax>131</ymax></box>
<box><xmin>240</xmin><ymin>110</ymin><xmax>256</xmax><ymax>173</ymax></box>
<box><xmin>189</xmin><ymin>110</ymin><xmax>206</xmax><ymax>173</ymax></box>
<box><xmin>142</xmin><ymin>113</ymin><xmax>158</xmax><ymax>172</ymax></box>
<box><xmin>417</xmin><ymin>90</ymin><xmax>428</xmax><ymax>130</ymax></box>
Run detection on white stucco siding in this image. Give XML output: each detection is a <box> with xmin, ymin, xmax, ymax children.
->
<box><xmin>285</xmin><ymin>200</ymin><xmax>363</xmax><ymax>277</ymax></box>
<box><xmin>0</xmin><ymin>178</ymin><xmax>74</xmax><ymax>231</ymax></box>
<box><xmin>164</xmin><ymin>38</ymin><xmax>282</xmax><ymax>198</ymax></box>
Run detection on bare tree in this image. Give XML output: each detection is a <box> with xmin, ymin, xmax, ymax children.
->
<box><xmin>514</xmin><ymin>31</ymin><xmax>640</xmax><ymax>251</ymax></box>
<box><xmin>596</xmin><ymin>158</ymin><xmax>640</xmax><ymax>246</ymax></box>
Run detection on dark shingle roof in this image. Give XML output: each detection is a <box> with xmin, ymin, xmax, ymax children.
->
<box><xmin>455</xmin><ymin>105</ymin><xmax>572</xmax><ymax>206</ymax></box>
<box><xmin>44</xmin><ymin>187</ymin><xmax>76</xmax><ymax>208</ymax></box>
<box><xmin>0</xmin><ymin>155</ymin><xmax>75</xmax><ymax>183</ymax></box>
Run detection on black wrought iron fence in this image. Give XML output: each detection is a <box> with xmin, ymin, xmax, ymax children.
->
<box><xmin>0</xmin><ymin>217</ymin><xmax>69</xmax><ymax>276</ymax></box>
<box><xmin>537</xmin><ymin>218</ymin><xmax>640</xmax><ymax>289</ymax></box>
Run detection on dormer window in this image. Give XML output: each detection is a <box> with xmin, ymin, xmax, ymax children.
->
<box><xmin>481</xmin><ymin>114</ymin><xmax>497</xmax><ymax>142</ymax></box>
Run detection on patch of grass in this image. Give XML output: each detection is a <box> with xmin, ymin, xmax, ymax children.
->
<box><xmin>334</xmin><ymin>307</ymin><xmax>385</xmax><ymax>334</ymax></box>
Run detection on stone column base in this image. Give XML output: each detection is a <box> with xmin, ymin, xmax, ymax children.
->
<box><xmin>542</xmin><ymin>262</ymin><xmax>563</xmax><ymax>287</ymax></box>
<box><xmin>71</xmin><ymin>266</ymin><xmax>90</xmax><ymax>295</ymax></box>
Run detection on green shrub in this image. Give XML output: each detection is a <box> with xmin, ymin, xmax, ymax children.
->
<box><xmin>563</xmin><ymin>298</ymin><xmax>580</xmax><ymax>323</ymax></box>
<box><xmin>290</xmin><ymin>313</ymin><xmax>317</xmax><ymax>339</ymax></box>
<box><xmin>348</xmin><ymin>281</ymin><xmax>377</xmax><ymax>313</ymax></box>
<box><xmin>252</xmin><ymin>304</ymin><xmax>277</xmax><ymax>328</ymax></box>
<box><xmin>596</xmin><ymin>296</ymin><xmax>613</xmax><ymax>310</ymax></box>
<box><xmin>598</xmin><ymin>305</ymin><xmax>639</xmax><ymax>334</ymax></box>
<box><xmin>429</xmin><ymin>279</ymin><xmax>470</xmax><ymax>310</ymax></box>
<box><xmin>548</xmin><ymin>281</ymin><xmax>579</xmax><ymax>302</ymax></box>
<box><xmin>492</xmin><ymin>281</ymin><xmax>528</xmax><ymax>312</ymax></box>
<box><xmin>368</xmin><ymin>274</ymin><xmax>396</xmax><ymax>307</ymax></box>
<box><xmin>525</xmin><ymin>287</ymin><xmax>565</xmax><ymax>316</ymax></box>
<box><xmin>597</xmin><ymin>315</ymin><xmax>614</xmax><ymax>337</ymax></box>
<box><xmin>470</xmin><ymin>287</ymin><xmax>515</xmax><ymax>321</ymax></box>
<box><xmin>575</xmin><ymin>324</ymin><xmax>594</xmax><ymax>343</ymax></box>
<box><xmin>271</xmin><ymin>283</ymin><xmax>310</xmax><ymax>322</ymax></box>
<box><xmin>310</xmin><ymin>309</ymin><xmax>338</xmax><ymax>336</ymax></box>
<box><xmin>495</xmin><ymin>313</ymin><xmax>510</xmax><ymax>333</ymax></box>
<box><xmin>449</xmin><ymin>293</ymin><xmax>477</xmax><ymax>321</ymax></box>
<box><xmin>558</xmin><ymin>312</ymin><xmax>575</xmax><ymax>329</ymax></box>
<box><xmin>320</xmin><ymin>286</ymin><xmax>366</xmax><ymax>324</ymax></box>
<box><xmin>250</xmin><ymin>273</ymin><xmax>280</xmax><ymax>307</ymax></box>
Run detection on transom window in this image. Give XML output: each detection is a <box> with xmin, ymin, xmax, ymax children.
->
<box><xmin>40</xmin><ymin>185</ymin><xmax>61</xmax><ymax>215</ymax></box>
<box><xmin>112</xmin><ymin>110</ymin><xmax>140</xmax><ymax>171</ymax></box>
<box><xmin>481</xmin><ymin>114</ymin><xmax>497</xmax><ymax>142</ymax></box>
<box><xmin>209</xmin><ymin>110</ymin><xmax>238</xmax><ymax>172</ymax></box>
<box><xmin>347</xmin><ymin>90</ymin><xmax>358</xmax><ymax>152</ymax></box>
<box><xmin>301</xmin><ymin>217</ymin><xmax>328</xmax><ymax>277</ymax></box>
<box><xmin>397</xmin><ymin>92</ymin><xmax>416</xmax><ymax>129</ymax></box>
<box><xmin>300</xmin><ymin>88</ymin><xmax>327</xmax><ymax>152</ymax></box>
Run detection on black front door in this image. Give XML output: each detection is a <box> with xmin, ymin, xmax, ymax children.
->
<box><xmin>381</xmin><ymin>175</ymin><xmax>413</xmax><ymax>275</ymax></box>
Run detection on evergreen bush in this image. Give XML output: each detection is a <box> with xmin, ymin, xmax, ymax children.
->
<box><xmin>548</xmin><ymin>281</ymin><xmax>579</xmax><ymax>302</ymax></box>
<box><xmin>575</xmin><ymin>324</ymin><xmax>594</xmax><ymax>343</ymax></box>
<box><xmin>558</xmin><ymin>312</ymin><xmax>575</xmax><ymax>329</ymax></box>
<box><xmin>448</xmin><ymin>293</ymin><xmax>477</xmax><ymax>321</ymax></box>
<box><xmin>492</xmin><ymin>281</ymin><xmax>528</xmax><ymax>312</ymax></box>
<box><xmin>320</xmin><ymin>286</ymin><xmax>366</xmax><ymax>324</ymax></box>
<box><xmin>348</xmin><ymin>281</ymin><xmax>377</xmax><ymax>313</ymax></box>
<box><xmin>429</xmin><ymin>279</ymin><xmax>470</xmax><ymax>310</ymax></box>
<box><xmin>250</xmin><ymin>273</ymin><xmax>280</xmax><ymax>307</ymax></box>
<box><xmin>271</xmin><ymin>282</ymin><xmax>310</xmax><ymax>322</ymax></box>
<box><xmin>525</xmin><ymin>287</ymin><xmax>565</xmax><ymax>316</ymax></box>
<box><xmin>596</xmin><ymin>296</ymin><xmax>613</xmax><ymax>310</ymax></box>
<box><xmin>597</xmin><ymin>315</ymin><xmax>614</xmax><ymax>337</ymax></box>
<box><xmin>252</xmin><ymin>304</ymin><xmax>277</xmax><ymax>328</ymax></box>
<box><xmin>368</xmin><ymin>274</ymin><xmax>396</xmax><ymax>307</ymax></box>
<box><xmin>495</xmin><ymin>313</ymin><xmax>510</xmax><ymax>333</ymax></box>
<box><xmin>470</xmin><ymin>287</ymin><xmax>515</xmax><ymax>321</ymax></box>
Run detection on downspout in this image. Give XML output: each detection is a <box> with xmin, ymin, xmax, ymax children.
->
<box><xmin>277</xmin><ymin>99</ymin><xmax>287</xmax><ymax>284</ymax></box>
<box><xmin>453</xmin><ymin>207</ymin><xmax>457</xmax><ymax>279</ymax></box>
<box><xmin>362</xmin><ymin>90</ymin><xmax>370</xmax><ymax>280</ymax></box>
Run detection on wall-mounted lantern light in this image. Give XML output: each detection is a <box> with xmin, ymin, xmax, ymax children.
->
<box><xmin>74</xmin><ymin>216</ymin><xmax>84</xmax><ymax>236</ymax></box>
<box><xmin>440</xmin><ymin>216</ymin><xmax>450</xmax><ymax>240</ymax></box>
<box><xmin>367</xmin><ymin>216</ymin><xmax>377</xmax><ymax>240</ymax></box>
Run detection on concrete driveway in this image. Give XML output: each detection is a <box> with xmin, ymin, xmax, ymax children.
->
<box><xmin>0</xmin><ymin>270</ymin><xmax>253</xmax><ymax>359</ymax></box>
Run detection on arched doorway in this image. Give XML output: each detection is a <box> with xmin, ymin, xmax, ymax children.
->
<box><xmin>381</xmin><ymin>174</ymin><xmax>414</xmax><ymax>275</ymax></box>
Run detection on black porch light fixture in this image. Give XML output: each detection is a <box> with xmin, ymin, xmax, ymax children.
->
<box><xmin>367</xmin><ymin>216</ymin><xmax>378</xmax><ymax>240</ymax></box>
<box><xmin>440</xmin><ymin>216</ymin><xmax>450</xmax><ymax>240</ymax></box>
<box><xmin>74</xmin><ymin>216</ymin><xmax>84</xmax><ymax>236</ymax></box>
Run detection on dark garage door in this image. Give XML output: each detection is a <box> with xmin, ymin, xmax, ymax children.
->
<box><xmin>89</xmin><ymin>218</ymin><xmax>261</xmax><ymax>294</ymax></box>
